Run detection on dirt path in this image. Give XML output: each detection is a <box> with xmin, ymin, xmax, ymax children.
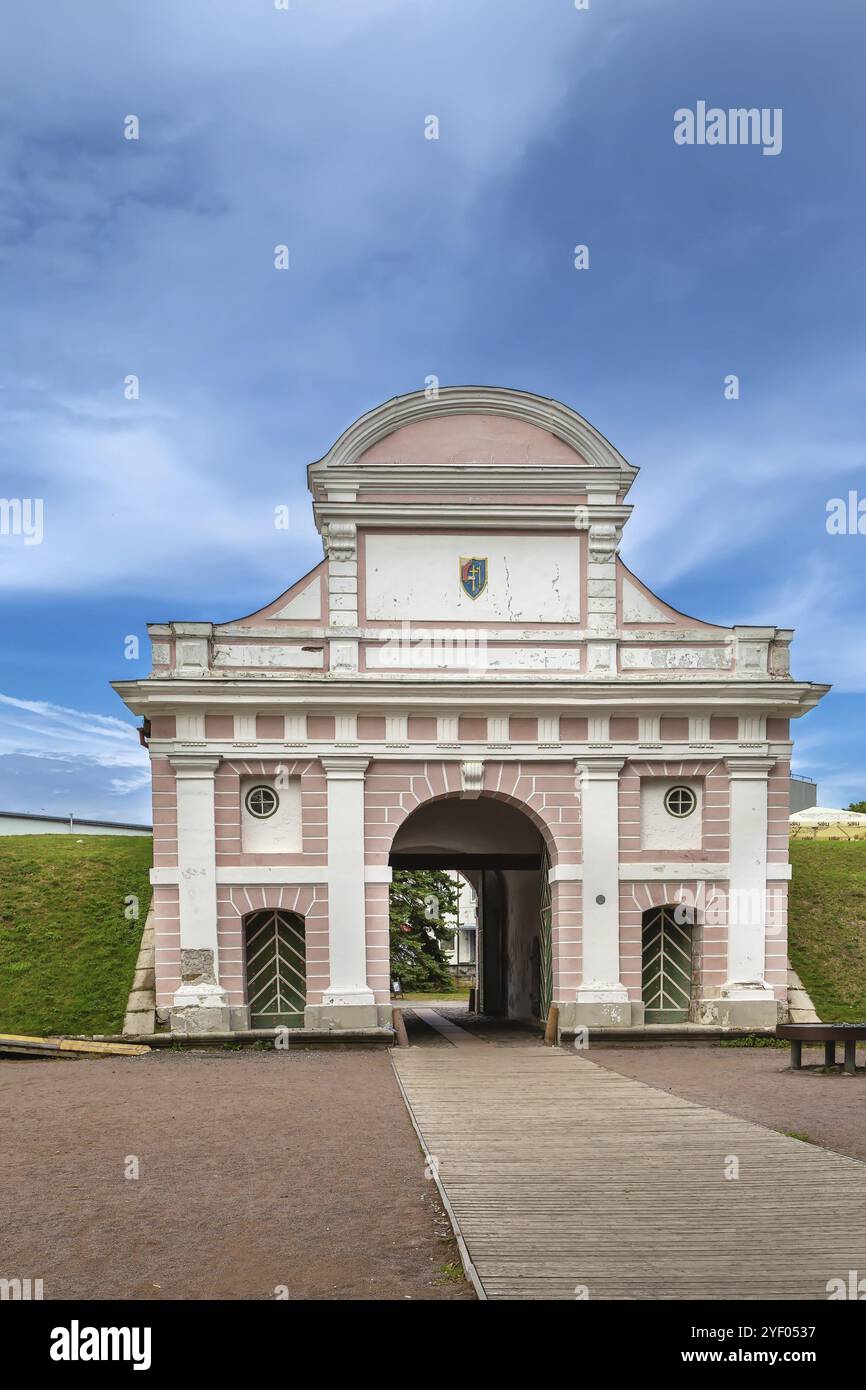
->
<box><xmin>0</xmin><ymin>1048</ymin><xmax>475</xmax><ymax>1301</ymax></box>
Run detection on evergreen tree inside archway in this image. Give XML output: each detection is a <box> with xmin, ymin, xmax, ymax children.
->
<box><xmin>389</xmin><ymin>869</ymin><xmax>461</xmax><ymax>992</ymax></box>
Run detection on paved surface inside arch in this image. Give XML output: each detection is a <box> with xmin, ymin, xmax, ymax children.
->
<box><xmin>393</xmin><ymin>1010</ymin><xmax>866</xmax><ymax>1300</ymax></box>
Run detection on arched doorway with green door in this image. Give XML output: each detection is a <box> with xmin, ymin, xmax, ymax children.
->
<box><xmin>641</xmin><ymin>904</ymin><xmax>694</xmax><ymax>1023</ymax></box>
<box><xmin>243</xmin><ymin>908</ymin><xmax>307</xmax><ymax>1029</ymax></box>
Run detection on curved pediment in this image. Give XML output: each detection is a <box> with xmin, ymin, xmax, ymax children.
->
<box><xmin>131</xmin><ymin>386</ymin><xmax>808</xmax><ymax>691</ymax></box>
<box><xmin>309</xmin><ymin>385</ymin><xmax>637</xmax><ymax>482</ymax></box>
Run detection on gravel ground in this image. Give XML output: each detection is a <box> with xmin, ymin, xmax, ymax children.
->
<box><xmin>583</xmin><ymin>1043</ymin><xmax>866</xmax><ymax>1162</ymax></box>
<box><xmin>0</xmin><ymin>1048</ymin><xmax>475</xmax><ymax>1301</ymax></box>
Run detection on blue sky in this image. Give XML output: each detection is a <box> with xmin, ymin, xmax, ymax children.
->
<box><xmin>1</xmin><ymin>0</ymin><xmax>864</xmax><ymax>823</ymax></box>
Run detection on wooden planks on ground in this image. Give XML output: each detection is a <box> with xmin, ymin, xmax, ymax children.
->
<box><xmin>392</xmin><ymin>1042</ymin><xmax>866</xmax><ymax>1300</ymax></box>
<box><xmin>0</xmin><ymin>1034</ymin><xmax>151</xmax><ymax>1059</ymax></box>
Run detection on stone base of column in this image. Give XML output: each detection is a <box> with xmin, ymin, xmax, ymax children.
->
<box><xmin>304</xmin><ymin>1002</ymin><xmax>384</xmax><ymax>1030</ymax></box>
<box><xmin>694</xmin><ymin>986</ymin><xmax>780</xmax><ymax>1029</ymax></box>
<box><xmin>557</xmin><ymin>998</ymin><xmax>645</xmax><ymax>1029</ymax></box>
<box><xmin>170</xmin><ymin>981</ymin><xmax>232</xmax><ymax>1035</ymax></box>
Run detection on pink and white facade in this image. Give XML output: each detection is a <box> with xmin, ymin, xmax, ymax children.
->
<box><xmin>113</xmin><ymin>387</ymin><xmax>828</xmax><ymax>1035</ymax></box>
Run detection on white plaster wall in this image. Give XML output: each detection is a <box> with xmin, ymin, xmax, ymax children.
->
<box><xmin>621</xmin><ymin>577</ymin><xmax>668</xmax><ymax>622</ymax></box>
<box><xmin>640</xmin><ymin>778</ymin><xmax>702</xmax><ymax>851</ymax></box>
<box><xmin>0</xmin><ymin>816</ymin><xmax>151</xmax><ymax>837</ymax></box>
<box><xmin>363</xmin><ymin>533</ymin><xmax>581</xmax><ymax>622</ymax></box>
<box><xmin>457</xmin><ymin>874</ymin><xmax>478</xmax><ymax>925</ymax></box>
<box><xmin>240</xmin><ymin>775</ymin><xmax>302</xmax><ymax>853</ymax></box>
<box><xmin>273</xmin><ymin>576</ymin><xmax>321</xmax><ymax>619</ymax></box>
<box><xmin>364</xmin><ymin>641</ymin><xmax>582</xmax><ymax>671</ymax></box>
<box><xmin>443</xmin><ymin>871</ymin><xmax>479</xmax><ymax>965</ymax></box>
<box><xmin>621</xmin><ymin>647</ymin><xmax>731</xmax><ymax>670</ymax></box>
<box><xmin>214</xmin><ymin>644</ymin><xmax>323</xmax><ymax>669</ymax></box>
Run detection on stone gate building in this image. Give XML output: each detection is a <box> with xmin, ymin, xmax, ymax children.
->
<box><xmin>113</xmin><ymin>387</ymin><xmax>827</xmax><ymax>1035</ymax></box>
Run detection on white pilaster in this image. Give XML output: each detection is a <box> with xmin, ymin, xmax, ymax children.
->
<box><xmin>233</xmin><ymin>712</ymin><xmax>256</xmax><ymax>741</ymax></box>
<box><xmin>585</xmin><ymin>515</ymin><xmax>620</xmax><ymax>638</ymax></box>
<box><xmin>738</xmin><ymin>713</ymin><xmax>767</xmax><ymax>743</ymax></box>
<box><xmin>588</xmin><ymin>713</ymin><xmax>610</xmax><ymax>744</ymax></box>
<box><xmin>320</xmin><ymin>756</ymin><xmax>375</xmax><ymax>1007</ymax></box>
<box><xmin>575</xmin><ymin>757</ymin><xmax>628</xmax><ymax>1003</ymax></box>
<box><xmin>176</xmin><ymin>710</ymin><xmax>206</xmax><ymax>742</ymax></box>
<box><xmin>324</xmin><ymin>520</ymin><xmax>359</xmax><ymax>673</ymax></box>
<box><xmin>437</xmin><ymin>714</ymin><xmax>459</xmax><ymax>743</ymax></box>
<box><xmin>538</xmin><ymin>714</ymin><xmax>560</xmax><ymax>744</ymax></box>
<box><xmin>324</xmin><ymin>523</ymin><xmax>358</xmax><ymax>624</ymax></box>
<box><xmin>723</xmin><ymin>756</ymin><xmax>776</xmax><ymax>1001</ymax></box>
<box><xmin>335</xmin><ymin>712</ymin><xmax>357</xmax><ymax>744</ymax></box>
<box><xmin>638</xmin><ymin>714</ymin><xmax>661</xmax><ymax>744</ymax></box>
<box><xmin>285</xmin><ymin>712</ymin><xmax>306</xmax><ymax>742</ymax></box>
<box><xmin>170</xmin><ymin>756</ymin><xmax>220</xmax><ymax>954</ymax></box>
<box><xmin>385</xmin><ymin>714</ymin><xmax>408</xmax><ymax>744</ymax></box>
<box><xmin>689</xmin><ymin>713</ymin><xmax>711</xmax><ymax>743</ymax></box>
<box><xmin>168</xmin><ymin>755</ymin><xmax>229</xmax><ymax>1027</ymax></box>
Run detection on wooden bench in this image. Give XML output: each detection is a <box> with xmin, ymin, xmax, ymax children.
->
<box><xmin>777</xmin><ymin>1022</ymin><xmax>866</xmax><ymax>1074</ymax></box>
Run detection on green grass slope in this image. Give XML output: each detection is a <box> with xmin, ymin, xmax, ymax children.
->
<box><xmin>0</xmin><ymin>836</ymin><xmax>152</xmax><ymax>1036</ymax></box>
<box><xmin>789</xmin><ymin>839</ymin><xmax>866</xmax><ymax>1023</ymax></box>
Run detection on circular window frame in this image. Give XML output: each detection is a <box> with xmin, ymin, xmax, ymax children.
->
<box><xmin>245</xmin><ymin>785</ymin><xmax>280</xmax><ymax>820</ymax></box>
<box><xmin>664</xmin><ymin>784</ymin><xmax>697</xmax><ymax>819</ymax></box>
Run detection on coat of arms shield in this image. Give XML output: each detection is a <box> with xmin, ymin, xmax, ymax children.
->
<box><xmin>460</xmin><ymin>557</ymin><xmax>488</xmax><ymax>599</ymax></box>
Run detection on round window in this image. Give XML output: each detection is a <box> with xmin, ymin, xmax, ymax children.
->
<box><xmin>245</xmin><ymin>785</ymin><xmax>279</xmax><ymax>819</ymax></box>
<box><xmin>664</xmin><ymin>785</ymin><xmax>697</xmax><ymax>818</ymax></box>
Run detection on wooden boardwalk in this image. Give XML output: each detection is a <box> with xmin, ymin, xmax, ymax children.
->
<box><xmin>392</xmin><ymin>1037</ymin><xmax>866</xmax><ymax>1300</ymax></box>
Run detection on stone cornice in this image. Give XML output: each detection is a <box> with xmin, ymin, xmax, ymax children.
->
<box><xmin>209</xmin><ymin>625</ymin><xmax>733</xmax><ymax>643</ymax></box>
<box><xmin>319</xmin><ymin>756</ymin><xmax>370</xmax><ymax>778</ymax></box>
<box><xmin>724</xmin><ymin>755</ymin><xmax>778</xmax><ymax>779</ymax></box>
<box><xmin>316</xmin><ymin>466</ymin><xmax>627</xmax><ymax>496</ymax></box>
<box><xmin>576</xmin><ymin>756</ymin><xmax>626</xmax><ymax>779</ymax></box>
<box><xmin>147</xmin><ymin>742</ymin><xmax>793</xmax><ymax>764</ymax></box>
<box><xmin>113</xmin><ymin>678</ymin><xmax>830</xmax><ymax>716</ymax></box>
<box><xmin>167</xmin><ymin>754</ymin><xmax>222</xmax><ymax>775</ymax></box>
<box><xmin>312</xmin><ymin>500</ymin><xmax>632</xmax><ymax>531</ymax></box>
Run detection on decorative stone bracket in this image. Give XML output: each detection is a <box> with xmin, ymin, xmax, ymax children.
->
<box><xmin>460</xmin><ymin>760</ymin><xmax>485</xmax><ymax>798</ymax></box>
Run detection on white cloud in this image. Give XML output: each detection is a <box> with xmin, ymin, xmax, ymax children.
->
<box><xmin>0</xmin><ymin>1</ymin><xmax>635</xmax><ymax>600</ymax></box>
<box><xmin>0</xmin><ymin>692</ymin><xmax>147</xmax><ymax>769</ymax></box>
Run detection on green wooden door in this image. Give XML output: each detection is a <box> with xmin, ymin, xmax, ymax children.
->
<box><xmin>641</xmin><ymin>906</ymin><xmax>692</xmax><ymax>1022</ymax></box>
<box><xmin>245</xmin><ymin>909</ymin><xmax>306</xmax><ymax>1029</ymax></box>
<box><xmin>538</xmin><ymin>842</ymin><xmax>553</xmax><ymax>1022</ymax></box>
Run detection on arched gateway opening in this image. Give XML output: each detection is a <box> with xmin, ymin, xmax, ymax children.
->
<box><xmin>389</xmin><ymin>795</ymin><xmax>552</xmax><ymax>1023</ymax></box>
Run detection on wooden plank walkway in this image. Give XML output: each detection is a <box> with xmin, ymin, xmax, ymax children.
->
<box><xmin>392</xmin><ymin>1040</ymin><xmax>866</xmax><ymax>1300</ymax></box>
